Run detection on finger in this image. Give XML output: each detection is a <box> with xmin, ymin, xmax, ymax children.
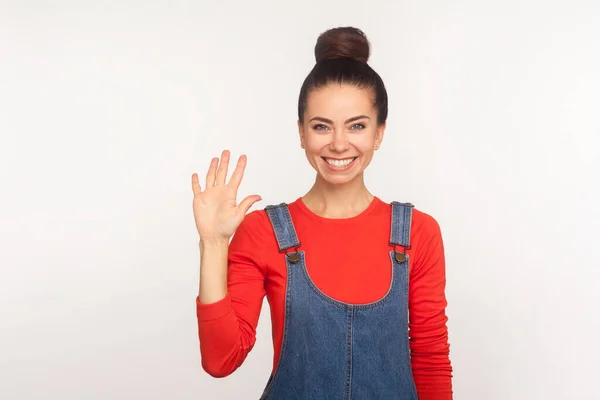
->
<box><xmin>237</xmin><ymin>195</ymin><xmax>263</xmax><ymax>216</ymax></box>
<box><xmin>205</xmin><ymin>157</ymin><xmax>218</xmax><ymax>188</ymax></box>
<box><xmin>228</xmin><ymin>154</ymin><xmax>247</xmax><ymax>189</ymax></box>
<box><xmin>191</xmin><ymin>173</ymin><xmax>201</xmax><ymax>196</ymax></box>
<box><xmin>215</xmin><ymin>150</ymin><xmax>230</xmax><ymax>186</ymax></box>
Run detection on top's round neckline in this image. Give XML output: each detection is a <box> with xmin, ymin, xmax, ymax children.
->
<box><xmin>294</xmin><ymin>195</ymin><xmax>382</xmax><ymax>224</ymax></box>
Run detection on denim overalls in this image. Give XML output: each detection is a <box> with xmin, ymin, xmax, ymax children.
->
<box><xmin>259</xmin><ymin>201</ymin><xmax>418</xmax><ymax>400</ymax></box>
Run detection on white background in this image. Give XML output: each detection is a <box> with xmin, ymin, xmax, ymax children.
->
<box><xmin>1</xmin><ymin>1</ymin><xmax>599</xmax><ymax>399</ymax></box>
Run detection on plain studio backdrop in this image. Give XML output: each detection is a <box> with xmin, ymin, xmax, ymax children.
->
<box><xmin>1</xmin><ymin>1</ymin><xmax>599</xmax><ymax>399</ymax></box>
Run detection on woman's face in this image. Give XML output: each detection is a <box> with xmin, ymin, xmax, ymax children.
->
<box><xmin>298</xmin><ymin>83</ymin><xmax>385</xmax><ymax>185</ymax></box>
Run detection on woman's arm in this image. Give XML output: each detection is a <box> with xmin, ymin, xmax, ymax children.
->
<box><xmin>409</xmin><ymin>212</ymin><xmax>453</xmax><ymax>400</ymax></box>
<box><xmin>196</xmin><ymin>211</ymin><xmax>267</xmax><ymax>377</ymax></box>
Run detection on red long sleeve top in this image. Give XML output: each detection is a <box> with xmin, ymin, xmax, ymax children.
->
<box><xmin>197</xmin><ymin>196</ymin><xmax>453</xmax><ymax>400</ymax></box>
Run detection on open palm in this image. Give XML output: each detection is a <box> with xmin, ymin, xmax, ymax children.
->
<box><xmin>191</xmin><ymin>150</ymin><xmax>262</xmax><ymax>242</ymax></box>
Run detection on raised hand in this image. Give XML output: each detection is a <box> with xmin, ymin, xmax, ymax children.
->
<box><xmin>191</xmin><ymin>150</ymin><xmax>262</xmax><ymax>242</ymax></box>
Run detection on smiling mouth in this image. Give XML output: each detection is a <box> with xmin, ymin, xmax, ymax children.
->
<box><xmin>321</xmin><ymin>156</ymin><xmax>359</xmax><ymax>167</ymax></box>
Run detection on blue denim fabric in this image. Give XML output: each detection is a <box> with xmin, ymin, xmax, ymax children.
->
<box><xmin>260</xmin><ymin>201</ymin><xmax>418</xmax><ymax>400</ymax></box>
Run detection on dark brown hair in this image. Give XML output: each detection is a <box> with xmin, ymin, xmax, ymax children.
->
<box><xmin>298</xmin><ymin>27</ymin><xmax>388</xmax><ymax>125</ymax></box>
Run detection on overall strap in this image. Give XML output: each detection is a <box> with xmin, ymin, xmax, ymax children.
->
<box><xmin>264</xmin><ymin>203</ymin><xmax>301</xmax><ymax>252</ymax></box>
<box><xmin>389</xmin><ymin>201</ymin><xmax>414</xmax><ymax>248</ymax></box>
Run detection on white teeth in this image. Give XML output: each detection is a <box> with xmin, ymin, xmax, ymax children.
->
<box><xmin>325</xmin><ymin>157</ymin><xmax>355</xmax><ymax>167</ymax></box>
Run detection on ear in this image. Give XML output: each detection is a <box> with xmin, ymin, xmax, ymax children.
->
<box><xmin>376</xmin><ymin>122</ymin><xmax>386</xmax><ymax>146</ymax></box>
<box><xmin>297</xmin><ymin>119</ymin><xmax>305</xmax><ymax>143</ymax></box>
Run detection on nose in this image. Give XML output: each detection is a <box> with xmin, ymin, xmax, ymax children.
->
<box><xmin>329</xmin><ymin>130</ymin><xmax>350</xmax><ymax>152</ymax></box>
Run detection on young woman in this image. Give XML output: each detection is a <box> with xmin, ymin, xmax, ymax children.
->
<box><xmin>192</xmin><ymin>27</ymin><xmax>453</xmax><ymax>400</ymax></box>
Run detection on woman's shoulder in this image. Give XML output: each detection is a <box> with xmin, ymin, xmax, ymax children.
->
<box><xmin>239</xmin><ymin>207</ymin><xmax>271</xmax><ymax>232</ymax></box>
<box><xmin>234</xmin><ymin>201</ymin><xmax>298</xmax><ymax>255</ymax></box>
<box><xmin>231</xmin><ymin>207</ymin><xmax>278</xmax><ymax>256</ymax></box>
<box><xmin>378</xmin><ymin>197</ymin><xmax>442</xmax><ymax>239</ymax></box>
<box><xmin>412</xmin><ymin>208</ymin><xmax>441</xmax><ymax>232</ymax></box>
<box><xmin>238</xmin><ymin>199</ymin><xmax>297</xmax><ymax>234</ymax></box>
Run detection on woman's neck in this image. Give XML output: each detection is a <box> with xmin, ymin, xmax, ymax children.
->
<box><xmin>302</xmin><ymin>174</ymin><xmax>374</xmax><ymax>219</ymax></box>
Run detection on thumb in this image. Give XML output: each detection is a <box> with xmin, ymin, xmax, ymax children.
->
<box><xmin>237</xmin><ymin>195</ymin><xmax>263</xmax><ymax>216</ymax></box>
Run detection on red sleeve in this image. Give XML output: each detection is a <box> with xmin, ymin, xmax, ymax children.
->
<box><xmin>409</xmin><ymin>213</ymin><xmax>453</xmax><ymax>400</ymax></box>
<box><xmin>196</xmin><ymin>211</ymin><xmax>267</xmax><ymax>377</ymax></box>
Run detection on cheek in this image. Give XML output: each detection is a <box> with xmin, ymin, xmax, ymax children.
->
<box><xmin>305</xmin><ymin>136</ymin><xmax>328</xmax><ymax>150</ymax></box>
<box><xmin>353</xmin><ymin>135</ymin><xmax>377</xmax><ymax>151</ymax></box>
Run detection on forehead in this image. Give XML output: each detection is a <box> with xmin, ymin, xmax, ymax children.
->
<box><xmin>305</xmin><ymin>84</ymin><xmax>375</xmax><ymax>118</ymax></box>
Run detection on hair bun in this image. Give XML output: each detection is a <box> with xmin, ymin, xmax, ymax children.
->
<box><xmin>314</xmin><ymin>26</ymin><xmax>371</xmax><ymax>63</ymax></box>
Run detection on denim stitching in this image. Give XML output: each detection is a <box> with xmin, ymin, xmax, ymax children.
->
<box><xmin>345</xmin><ymin>306</ymin><xmax>354</xmax><ymax>400</ymax></box>
<box><xmin>265</xmin><ymin>203</ymin><xmax>299</xmax><ymax>251</ymax></box>
<box><xmin>403</xmin><ymin>204</ymin><xmax>413</xmax><ymax>247</ymax></box>
<box><xmin>390</xmin><ymin>201</ymin><xmax>414</xmax><ymax>247</ymax></box>
<box><xmin>266</xmin><ymin>207</ymin><xmax>285</xmax><ymax>251</ymax></box>
<box><xmin>281</xmin><ymin>204</ymin><xmax>300</xmax><ymax>248</ymax></box>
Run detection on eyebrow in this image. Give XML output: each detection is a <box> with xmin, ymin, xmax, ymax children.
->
<box><xmin>308</xmin><ymin>115</ymin><xmax>371</xmax><ymax>124</ymax></box>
